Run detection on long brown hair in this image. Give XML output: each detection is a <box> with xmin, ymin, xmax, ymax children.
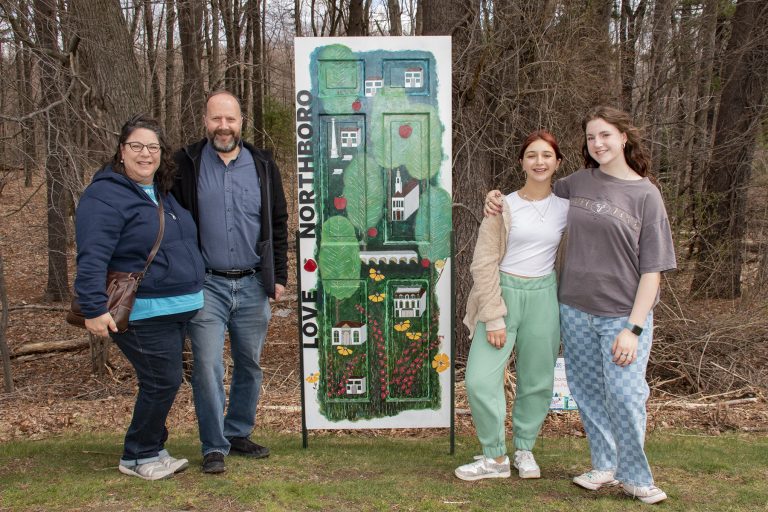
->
<box><xmin>581</xmin><ymin>106</ymin><xmax>651</xmax><ymax>178</ymax></box>
<box><xmin>110</xmin><ymin>114</ymin><xmax>176</xmax><ymax>194</ymax></box>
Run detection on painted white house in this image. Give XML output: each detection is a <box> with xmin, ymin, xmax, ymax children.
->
<box><xmin>340</xmin><ymin>127</ymin><xmax>360</xmax><ymax>148</ymax></box>
<box><xmin>391</xmin><ymin>169</ymin><xmax>419</xmax><ymax>221</ymax></box>
<box><xmin>332</xmin><ymin>321</ymin><xmax>367</xmax><ymax>346</ymax></box>
<box><xmin>393</xmin><ymin>286</ymin><xmax>427</xmax><ymax>318</ymax></box>
<box><xmin>404</xmin><ymin>67</ymin><xmax>423</xmax><ymax>88</ymax></box>
<box><xmin>364</xmin><ymin>77</ymin><xmax>383</xmax><ymax>96</ymax></box>
<box><xmin>346</xmin><ymin>377</ymin><xmax>367</xmax><ymax>395</ymax></box>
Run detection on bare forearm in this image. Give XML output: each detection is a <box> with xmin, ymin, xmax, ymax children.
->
<box><xmin>629</xmin><ymin>272</ymin><xmax>660</xmax><ymax>325</ymax></box>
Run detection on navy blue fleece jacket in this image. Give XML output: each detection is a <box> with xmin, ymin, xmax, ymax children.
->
<box><xmin>74</xmin><ymin>165</ymin><xmax>205</xmax><ymax>318</ymax></box>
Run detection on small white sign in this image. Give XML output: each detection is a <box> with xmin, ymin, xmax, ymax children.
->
<box><xmin>550</xmin><ymin>357</ymin><xmax>578</xmax><ymax>411</ymax></box>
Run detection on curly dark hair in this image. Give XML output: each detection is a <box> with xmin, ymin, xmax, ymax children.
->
<box><xmin>110</xmin><ymin>114</ymin><xmax>176</xmax><ymax>194</ymax></box>
<box><xmin>581</xmin><ymin>106</ymin><xmax>652</xmax><ymax>179</ymax></box>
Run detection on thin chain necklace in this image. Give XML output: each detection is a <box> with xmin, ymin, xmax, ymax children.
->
<box><xmin>519</xmin><ymin>191</ymin><xmax>552</xmax><ymax>223</ymax></box>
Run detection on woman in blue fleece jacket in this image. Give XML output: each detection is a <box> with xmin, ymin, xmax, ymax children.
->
<box><xmin>74</xmin><ymin>115</ymin><xmax>205</xmax><ymax>481</ymax></box>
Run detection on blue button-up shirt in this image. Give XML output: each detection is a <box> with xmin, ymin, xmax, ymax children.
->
<box><xmin>197</xmin><ymin>141</ymin><xmax>262</xmax><ymax>270</ymax></box>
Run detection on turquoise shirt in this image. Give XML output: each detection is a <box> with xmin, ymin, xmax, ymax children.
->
<box><xmin>129</xmin><ymin>185</ymin><xmax>204</xmax><ymax>321</ymax></box>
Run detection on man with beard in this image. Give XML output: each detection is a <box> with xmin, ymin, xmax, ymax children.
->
<box><xmin>172</xmin><ymin>90</ymin><xmax>288</xmax><ymax>474</ymax></box>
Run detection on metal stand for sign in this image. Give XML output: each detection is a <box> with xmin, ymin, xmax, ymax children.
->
<box><xmin>296</xmin><ymin>230</ymin><xmax>309</xmax><ymax>448</ymax></box>
<box><xmin>449</xmin><ymin>230</ymin><xmax>455</xmax><ymax>455</ymax></box>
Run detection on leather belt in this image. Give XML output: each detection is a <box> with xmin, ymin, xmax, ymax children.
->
<box><xmin>206</xmin><ymin>267</ymin><xmax>261</xmax><ymax>279</ymax></box>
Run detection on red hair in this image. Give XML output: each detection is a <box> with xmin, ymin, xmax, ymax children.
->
<box><xmin>518</xmin><ymin>130</ymin><xmax>563</xmax><ymax>161</ymax></box>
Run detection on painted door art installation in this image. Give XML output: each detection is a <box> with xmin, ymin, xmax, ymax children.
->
<box><xmin>295</xmin><ymin>37</ymin><xmax>452</xmax><ymax>429</ymax></box>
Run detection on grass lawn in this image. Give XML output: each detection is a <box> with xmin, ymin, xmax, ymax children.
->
<box><xmin>0</xmin><ymin>431</ymin><xmax>766</xmax><ymax>511</ymax></box>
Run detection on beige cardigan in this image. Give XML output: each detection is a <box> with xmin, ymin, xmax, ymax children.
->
<box><xmin>462</xmin><ymin>200</ymin><xmax>513</xmax><ymax>339</ymax></box>
<box><xmin>462</xmin><ymin>198</ymin><xmax>566</xmax><ymax>340</ymax></box>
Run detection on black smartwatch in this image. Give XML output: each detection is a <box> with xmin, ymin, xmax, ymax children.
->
<box><xmin>624</xmin><ymin>322</ymin><xmax>643</xmax><ymax>336</ymax></box>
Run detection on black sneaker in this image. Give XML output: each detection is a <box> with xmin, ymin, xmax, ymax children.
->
<box><xmin>228</xmin><ymin>437</ymin><xmax>270</xmax><ymax>458</ymax></box>
<box><xmin>202</xmin><ymin>452</ymin><xmax>226</xmax><ymax>474</ymax></box>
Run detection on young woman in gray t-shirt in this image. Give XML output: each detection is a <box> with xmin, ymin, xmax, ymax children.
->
<box><xmin>484</xmin><ymin>107</ymin><xmax>676</xmax><ymax>504</ymax></box>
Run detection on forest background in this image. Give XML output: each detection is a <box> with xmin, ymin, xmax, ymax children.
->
<box><xmin>0</xmin><ymin>0</ymin><xmax>766</xmax><ymax>426</ymax></box>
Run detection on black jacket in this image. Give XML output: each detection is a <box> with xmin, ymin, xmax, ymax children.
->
<box><xmin>171</xmin><ymin>138</ymin><xmax>288</xmax><ymax>298</ymax></box>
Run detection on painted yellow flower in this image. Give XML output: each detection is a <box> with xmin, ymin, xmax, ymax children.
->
<box><xmin>337</xmin><ymin>346</ymin><xmax>353</xmax><ymax>356</ymax></box>
<box><xmin>394</xmin><ymin>320</ymin><xmax>411</xmax><ymax>332</ymax></box>
<box><xmin>435</xmin><ymin>259</ymin><xmax>445</xmax><ymax>270</ymax></box>
<box><xmin>432</xmin><ymin>353</ymin><xmax>449</xmax><ymax>373</ymax></box>
<box><xmin>305</xmin><ymin>372</ymin><xmax>320</xmax><ymax>384</ymax></box>
<box><xmin>368</xmin><ymin>292</ymin><xmax>386</xmax><ymax>303</ymax></box>
<box><xmin>405</xmin><ymin>331</ymin><xmax>422</xmax><ymax>341</ymax></box>
<box><xmin>368</xmin><ymin>267</ymin><xmax>385</xmax><ymax>282</ymax></box>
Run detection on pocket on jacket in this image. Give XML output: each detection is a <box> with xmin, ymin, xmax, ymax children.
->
<box><xmin>147</xmin><ymin>240</ymin><xmax>204</xmax><ymax>289</ymax></box>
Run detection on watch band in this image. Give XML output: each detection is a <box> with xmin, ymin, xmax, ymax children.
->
<box><xmin>625</xmin><ymin>322</ymin><xmax>643</xmax><ymax>336</ymax></box>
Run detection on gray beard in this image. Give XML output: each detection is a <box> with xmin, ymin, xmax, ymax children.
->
<box><xmin>209</xmin><ymin>133</ymin><xmax>239</xmax><ymax>153</ymax></box>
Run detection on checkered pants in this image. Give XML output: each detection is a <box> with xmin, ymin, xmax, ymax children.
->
<box><xmin>559</xmin><ymin>303</ymin><xmax>655</xmax><ymax>487</ymax></box>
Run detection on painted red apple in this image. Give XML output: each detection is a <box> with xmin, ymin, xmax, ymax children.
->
<box><xmin>367</xmin><ymin>227</ymin><xmax>378</xmax><ymax>237</ymax></box>
<box><xmin>352</xmin><ymin>99</ymin><xmax>362</xmax><ymax>111</ymax></box>
<box><xmin>399</xmin><ymin>125</ymin><xmax>413</xmax><ymax>138</ymax></box>
<box><xmin>303</xmin><ymin>258</ymin><xmax>317</xmax><ymax>272</ymax></box>
<box><xmin>334</xmin><ymin>196</ymin><xmax>347</xmax><ymax>210</ymax></box>
<box><xmin>421</xmin><ymin>258</ymin><xmax>431</xmax><ymax>268</ymax></box>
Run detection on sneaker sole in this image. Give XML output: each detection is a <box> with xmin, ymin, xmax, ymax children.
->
<box><xmin>169</xmin><ymin>460</ymin><xmax>189</xmax><ymax>473</ymax></box>
<box><xmin>515</xmin><ymin>467</ymin><xmax>541</xmax><ymax>479</ymax></box>
<box><xmin>229</xmin><ymin>449</ymin><xmax>269</xmax><ymax>459</ymax></box>
<box><xmin>573</xmin><ymin>477</ymin><xmax>619</xmax><ymax>490</ymax></box>
<box><xmin>118</xmin><ymin>465</ymin><xmax>174</xmax><ymax>481</ymax></box>
<box><xmin>623</xmin><ymin>489</ymin><xmax>668</xmax><ymax>504</ymax></box>
<box><xmin>202</xmin><ymin>464</ymin><xmax>227</xmax><ymax>474</ymax></box>
<box><xmin>454</xmin><ymin>469</ymin><xmax>512</xmax><ymax>481</ymax></box>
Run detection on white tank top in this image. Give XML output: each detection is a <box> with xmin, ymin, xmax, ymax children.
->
<box><xmin>498</xmin><ymin>192</ymin><xmax>569</xmax><ymax>277</ymax></box>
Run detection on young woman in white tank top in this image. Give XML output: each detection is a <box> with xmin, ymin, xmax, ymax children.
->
<box><xmin>457</xmin><ymin>131</ymin><xmax>568</xmax><ymax>481</ymax></box>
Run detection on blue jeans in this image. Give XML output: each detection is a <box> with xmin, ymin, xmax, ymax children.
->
<box><xmin>188</xmin><ymin>272</ymin><xmax>271</xmax><ymax>455</ymax></box>
<box><xmin>559</xmin><ymin>303</ymin><xmax>655</xmax><ymax>487</ymax></box>
<box><xmin>110</xmin><ymin>311</ymin><xmax>196</xmax><ymax>466</ymax></box>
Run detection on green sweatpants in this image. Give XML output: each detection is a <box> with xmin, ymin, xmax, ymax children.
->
<box><xmin>465</xmin><ymin>271</ymin><xmax>560</xmax><ymax>457</ymax></box>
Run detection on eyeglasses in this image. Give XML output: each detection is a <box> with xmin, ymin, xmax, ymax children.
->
<box><xmin>124</xmin><ymin>142</ymin><xmax>162</xmax><ymax>153</ymax></box>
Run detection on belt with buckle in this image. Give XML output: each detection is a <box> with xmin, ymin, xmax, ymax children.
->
<box><xmin>206</xmin><ymin>267</ymin><xmax>261</xmax><ymax>279</ymax></box>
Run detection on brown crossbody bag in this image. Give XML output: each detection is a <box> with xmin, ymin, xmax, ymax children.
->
<box><xmin>66</xmin><ymin>194</ymin><xmax>165</xmax><ymax>333</ymax></box>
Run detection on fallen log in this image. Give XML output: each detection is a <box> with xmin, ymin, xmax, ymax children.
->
<box><xmin>11</xmin><ymin>337</ymin><xmax>89</xmax><ymax>357</ymax></box>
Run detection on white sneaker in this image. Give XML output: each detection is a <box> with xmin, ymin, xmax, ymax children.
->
<box><xmin>159</xmin><ymin>454</ymin><xmax>189</xmax><ymax>474</ymax></box>
<box><xmin>573</xmin><ymin>469</ymin><xmax>619</xmax><ymax>490</ymax></box>
<box><xmin>622</xmin><ymin>482</ymin><xmax>668</xmax><ymax>504</ymax></box>
<box><xmin>513</xmin><ymin>450</ymin><xmax>541</xmax><ymax>479</ymax></box>
<box><xmin>119</xmin><ymin>461</ymin><xmax>175</xmax><ymax>481</ymax></box>
<box><xmin>455</xmin><ymin>455</ymin><xmax>511</xmax><ymax>481</ymax></box>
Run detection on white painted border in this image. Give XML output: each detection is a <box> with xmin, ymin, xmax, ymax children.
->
<box><xmin>295</xmin><ymin>36</ymin><xmax>452</xmax><ymax>429</ymax></box>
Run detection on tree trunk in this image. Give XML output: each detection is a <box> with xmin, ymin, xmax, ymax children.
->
<box><xmin>164</xmin><ymin>0</ymin><xmax>178</xmax><ymax>142</ymax></box>
<box><xmin>422</xmin><ymin>0</ymin><xmax>481</xmax><ymax>361</ymax></box>
<box><xmin>13</xmin><ymin>0</ymin><xmax>36</xmax><ymax>188</ymax></box>
<box><xmin>619</xmin><ymin>0</ymin><xmax>645</xmax><ymax>113</ymax></box>
<box><xmin>205</xmin><ymin>0</ymin><xmax>221</xmax><ymax>89</ymax></box>
<box><xmin>178</xmin><ymin>0</ymin><xmax>205</xmax><ymax>143</ymax></box>
<box><xmin>90</xmin><ymin>333</ymin><xmax>111</xmax><ymax>373</ymax></box>
<box><xmin>387</xmin><ymin>0</ymin><xmax>402</xmax><ymax>35</ymax></box>
<box><xmin>144</xmin><ymin>0</ymin><xmax>162</xmax><ymax>119</ymax></box>
<box><xmin>220</xmin><ymin>0</ymin><xmax>237</xmax><ymax>94</ymax></box>
<box><xmin>348</xmin><ymin>0</ymin><xmax>365</xmax><ymax>35</ymax></box>
<box><xmin>643</xmin><ymin>0</ymin><xmax>672</xmax><ymax>181</ymax></box>
<box><xmin>70</xmin><ymin>0</ymin><xmax>149</xmax><ymax>130</ymax></box>
<box><xmin>249</xmin><ymin>0</ymin><xmax>264</xmax><ymax>148</ymax></box>
<box><xmin>294</xmin><ymin>0</ymin><xmax>302</xmax><ymax>36</ymax></box>
<box><xmin>0</xmin><ymin>252</ymin><xmax>13</xmax><ymax>393</ymax></box>
<box><xmin>33</xmin><ymin>0</ymin><xmax>71</xmax><ymax>303</ymax></box>
<box><xmin>691</xmin><ymin>0</ymin><xmax>768</xmax><ymax>298</ymax></box>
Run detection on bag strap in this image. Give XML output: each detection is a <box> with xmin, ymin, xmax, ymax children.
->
<box><xmin>140</xmin><ymin>192</ymin><xmax>165</xmax><ymax>276</ymax></box>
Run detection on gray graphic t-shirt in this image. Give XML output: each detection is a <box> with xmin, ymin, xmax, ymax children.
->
<box><xmin>554</xmin><ymin>168</ymin><xmax>676</xmax><ymax>317</ymax></box>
